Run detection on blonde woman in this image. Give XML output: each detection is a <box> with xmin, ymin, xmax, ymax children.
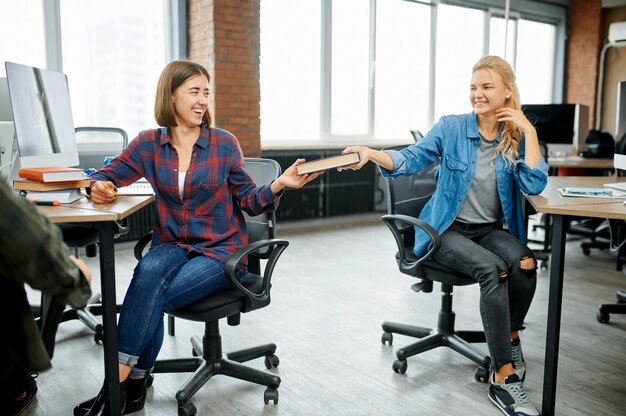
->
<box><xmin>342</xmin><ymin>55</ymin><xmax>547</xmax><ymax>416</ymax></box>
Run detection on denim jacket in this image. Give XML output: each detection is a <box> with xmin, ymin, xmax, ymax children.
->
<box><xmin>381</xmin><ymin>112</ymin><xmax>549</xmax><ymax>256</ymax></box>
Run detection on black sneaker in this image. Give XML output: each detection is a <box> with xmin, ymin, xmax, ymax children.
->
<box><xmin>488</xmin><ymin>373</ymin><xmax>540</xmax><ymax>416</ymax></box>
<box><xmin>9</xmin><ymin>373</ymin><xmax>38</xmax><ymax>416</ymax></box>
<box><xmin>511</xmin><ymin>338</ymin><xmax>526</xmax><ymax>382</ymax></box>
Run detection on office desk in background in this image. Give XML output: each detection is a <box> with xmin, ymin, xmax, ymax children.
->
<box><xmin>37</xmin><ymin>194</ymin><xmax>155</xmax><ymax>415</ymax></box>
<box><xmin>526</xmin><ymin>176</ymin><xmax>626</xmax><ymax>416</ymax></box>
<box><xmin>547</xmin><ymin>157</ymin><xmax>614</xmax><ymax>169</ymax></box>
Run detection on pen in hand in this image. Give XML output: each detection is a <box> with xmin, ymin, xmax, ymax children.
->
<box><xmin>104</xmin><ymin>182</ymin><xmax>117</xmax><ymax>198</ymax></box>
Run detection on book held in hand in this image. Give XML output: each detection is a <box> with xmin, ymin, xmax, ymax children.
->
<box><xmin>18</xmin><ymin>167</ymin><xmax>85</xmax><ymax>182</ymax></box>
<box><xmin>296</xmin><ymin>152</ymin><xmax>361</xmax><ymax>175</ymax></box>
<box><xmin>13</xmin><ymin>178</ymin><xmax>92</xmax><ymax>192</ymax></box>
<box><xmin>24</xmin><ymin>188</ymin><xmax>85</xmax><ymax>204</ymax></box>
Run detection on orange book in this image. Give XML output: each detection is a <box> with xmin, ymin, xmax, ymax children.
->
<box><xmin>18</xmin><ymin>167</ymin><xmax>85</xmax><ymax>182</ymax></box>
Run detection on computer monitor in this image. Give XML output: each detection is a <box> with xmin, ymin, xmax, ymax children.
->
<box><xmin>522</xmin><ymin>103</ymin><xmax>589</xmax><ymax>156</ymax></box>
<box><xmin>4</xmin><ymin>61</ymin><xmax>79</xmax><ymax>174</ymax></box>
<box><xmin>617</xmin><ymin>80</ymin><xmax>626</xmax><ymax>141</ymax></box>
<box><xmin>0</xmin><ymin>77</ymin><xmax>13</xmax><ymax>121</ymax></box>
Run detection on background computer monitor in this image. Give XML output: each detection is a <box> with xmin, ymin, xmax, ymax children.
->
<box><xmin>617</xmin><ymin>80</ymin><xmax>626</xmax><ymax>142</ymax></box>
<box><xmin>5</xmin><ymin>61</ymin><xmax>79</xmax><ymax>172</ymax></box>
<box><xmin>0</xmin><ymin>77</ymin><xmax>13</xmax><ymax>121</ymax></box>
<box><xmin>522</xmin><ymin>103</ymin><xmax>589</xmax><ymax>156</ymax></box>
<box><xmin>0</xmin><ymin>77</ymin><xmax>15</xmax><ymax>179</ymax></box>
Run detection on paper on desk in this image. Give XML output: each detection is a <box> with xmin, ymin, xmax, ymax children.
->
<box><xmin>558</xmin><ymin>187</ymin><xmax>626</xmax><ymax>198</ymax></box>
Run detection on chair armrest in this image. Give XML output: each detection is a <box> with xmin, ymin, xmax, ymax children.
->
<box><xmin>133</xmin><ymin>232</ymin><xmax>153</xmax><ymax>261</ymax></box>
<box><xmin>381</xmin><ymin>214</ymin><xmax>441</xmax><ymax>276</ymax></box>
<box><xmin>224</xmin><ymin>239</ymin><xmax>289</xmax><ymax>312</ymax></box>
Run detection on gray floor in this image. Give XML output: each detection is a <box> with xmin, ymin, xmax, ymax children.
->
<box><xmin>23</xmin><ymin>214</ymin><xmax>626</xmax><ymax>415</ymax></box>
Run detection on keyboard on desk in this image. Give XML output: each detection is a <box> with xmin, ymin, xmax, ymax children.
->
<box><xmin>117</xmin><ymin>179</ymin><xmax>154</xmax><ymax>195</ymax></box>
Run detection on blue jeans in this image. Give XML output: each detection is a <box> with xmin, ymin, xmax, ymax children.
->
<box><xmin>431</xmin><ymin>222</ymin><xmax>537</xmax><ymax>372</ymax></box>
<box><xmin>117</xmin><ymin>245</ymin><xmax>244</xmax><ymax>378</ymax></box>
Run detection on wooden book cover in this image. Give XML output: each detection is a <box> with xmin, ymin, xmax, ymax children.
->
<box><xmin>296</xmin><ymin>152</ymin><xmax>360</xmax><ymax>175</ymax></box>
<box><xmin>18</xmin><ymin>167</ymin><xmax>86</xmax><ymax>182</ymax></box>
<box><xmin>13</xmin><ymin>178</ymin><xmax>92</xmax><ymax>191</ymax></box>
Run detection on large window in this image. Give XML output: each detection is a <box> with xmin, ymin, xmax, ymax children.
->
<box><xmin>516</xmin><ymin>19</ymin><xmax>556</xmax><ymax>104</ymax></box>
<box><xmin>260</xmin><ymin>0</ymin><xmax>565</xmax><ymax>148</ymax></box>
<box><xmin>259</xmin><ymin>0</ymin><xmax>321</xmax><ymax>142</ymax></box>
<box><xmin>374</xmin><ymin>0</ymin><xmax>430</xmax><ymax>140</ymax></box>
<box><xmin>0</xmin><ymin>3</ymin><xmax>46</xmax><ymax>76</ymax></box>
<box><xmin>434</xmin><ymin>4</ymin><xmax>485</xmax><ymax>119</ymax></box>
<box><xmin>60</xmin><ymin>0</ymin><xmax>167</xmax><ymax>141</ymax></box>
<box><xmin>0</xmin><ymin>1</ymin><xmax>168</xmax><ymax>146</ymax></box>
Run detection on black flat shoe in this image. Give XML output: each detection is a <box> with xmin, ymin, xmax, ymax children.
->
<box><xmin>76</xmin><ymin>378</ymin><xmax>129</xmax><ymax>416</ymax></box>
<box><xmin>74</xmin><ymin>375</ymin><xmax>153</xmax><ymax>416</ymax></box>
<box><xmin>124</xmin><ymin>377</ymin><xmax>148</xmax><ymax>414</ymax></box>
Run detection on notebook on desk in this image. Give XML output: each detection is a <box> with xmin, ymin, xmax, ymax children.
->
<box><xmin>117</xmin><ymin>178</ymin><xmax>155</xmax><ymax>195</ymax></box>
<box><xmin>603</xmin><ymin>181</ymin><xmax>626</xmax><ymax>192</ymax></box>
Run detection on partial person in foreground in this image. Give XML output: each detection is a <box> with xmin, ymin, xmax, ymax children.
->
<box><xmin>0</xmin><ymin>180</ymin><xmax>92</xmax><ymax>415</ymax></box>
<box><xmin>75</xmin><ymin>60</ymin><xmax>322</xmax><ymax>415</ymax></box>
<box><xmin>341</xmin><ymin>55</ymin><xmax>548</xmax><ymax>416</ymax></box>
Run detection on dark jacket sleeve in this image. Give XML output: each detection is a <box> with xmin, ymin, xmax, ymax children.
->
<box><xmin>0</xmin><ymin>181</ymin><xmax>91</xmax><ymax>309</ymax></box>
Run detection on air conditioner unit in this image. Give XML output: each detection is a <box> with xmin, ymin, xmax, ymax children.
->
<box><xmin>608</xmin><ymin>21</ymin><xmax>626</xmax><ymax>44</ymax></box>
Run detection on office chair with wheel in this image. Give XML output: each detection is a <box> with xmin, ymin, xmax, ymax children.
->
<box><xmin>33</xmin><ymin>127</ymin><xmax>129</xmax><ymax>343</ymax></box>
<box><xmin>134</xmin><ymin>157</ymin><xmax>288</xmax><ymax>416</ymax></box>
<box><xmin>597</xmin><ymin>135</ymin><xmax>626</xmax><ymax>323</ymax></box>
<box><xmin>596</xmin><ymin>218</ymin><xmax>626</xmax><ymax>323</ymax></box>
<box><xmin>572</xmin><ymin>134</ymin><xmax>626</xmax><ymax>266</ymax></box>
<box><xmin>380</xmin><ymin>152</ymin><xmax>490</xmax><ymax>382</ymax></box>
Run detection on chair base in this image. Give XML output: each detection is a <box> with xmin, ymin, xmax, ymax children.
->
<box><xmin>382</xmin><ymin>322</ymin><xmax>490</xmax><ymax>369</ymax></box>
<box><xmin>381</xmin><ymin>288</ymin><xmax>490</xmax><ymax>378</ymax></box>
<box><xmin>34</xmin><ymin>293</ymin><xmax>120</xmax><ymax>344</ymax></box>
<box><xmin>597</xmin><ymin>290</ymin><xmax>626</xmax><ymax>323</ymax></box>
<box><xmin>153</xmin><ymin>323</ymin><xmax>281</xmax><ymax>415</ymax></box>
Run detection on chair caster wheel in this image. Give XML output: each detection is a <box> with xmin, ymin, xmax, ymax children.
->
<box><xmin>264</xmin><ymin>388</ymin><xmax>279</xmax><ymax>404</ymax></box>
<box><xmin>93</xmin><ymin>327</ymin><xmax>103</xmax><ymax>344</ymax></box>
<box><xmin>475</xmin><ymin>366</ymin><xmax>489</xmax><ymax>383</ymax></box>
<box><xmin>264</xmin><ymin>354</ymin><xmax>280</xmax><ymax>369</ymax></box>
<box><xmin>381</xmin><ymin>332</ymin><xmax>393</xmax><ymax>345</ymax></box>
<box><xmin>392</xmin><ymin>359</ymin><xmax>407</xmax><ymax>374</ymax></box>
<box><xmin>582</xmin><ymin>247</ymin><xmax>591</xmax><ymax>256</ymax></box>
<box><xmin>178</xmin><ymin>402</ymin><xmax>197</xmax><ymax>416</ymax></box>
<box><xmin>597</xmin><ymin>310</ymin><xmax>610</xmax><ymax>323</ymax></box>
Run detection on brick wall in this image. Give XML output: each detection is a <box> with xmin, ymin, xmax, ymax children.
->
<box><xmin>187</xmin><ymin>0</ymin><xmax>262</xmax><ymax>156</ymax></box>
<box><xmin>566</xmin><ymin>0</ymin><xmax>603</xmax><ymax>129</ymax></box>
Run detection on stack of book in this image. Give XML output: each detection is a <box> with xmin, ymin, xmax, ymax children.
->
<box><xmin>14</xmin><ymin>167</ymin><xmax>89</xmax><ymax>204</ymax></box>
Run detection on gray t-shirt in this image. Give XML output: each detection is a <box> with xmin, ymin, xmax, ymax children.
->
<box><xmin>456</xmin><ymin>135</ymin><xmax>501</xmax><ymax>224</ymax></box>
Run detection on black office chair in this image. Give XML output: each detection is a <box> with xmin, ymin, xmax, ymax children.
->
<box><xmin>33</xmin><ymin>127</ymin><xmax>130</xmax><ymax>343</ymax></box>
<box><xmin>597</xmin><ymin>135</ymin><xmax>626</xmax><ymax>323</ymax></box>
<box><xmin>572</xmin><ymin>135</ymin><xmax>626</xmax><ymax>266</ymax></box>
<box><xmin>134</xmin><ymin>158</ymin><xmax>288</xmax><ymax>416</ymax></box>
<box><xmin>596</xmin><ymin>218</ymin><xmax>626</xmax><ymax>323</ymax></box>
<box><xmin>380</xmin><ymin>152</ymin><xmax>490</xmax><ymax>382</ymax></box>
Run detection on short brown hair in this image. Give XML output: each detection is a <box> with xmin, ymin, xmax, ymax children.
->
<box><xmin>154</xmin><ymin>60</ymin><xmax>212</xmax><ymax>127</ymax></box>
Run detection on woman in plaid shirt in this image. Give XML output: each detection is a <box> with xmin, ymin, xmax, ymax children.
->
<box><xmin>76</xmin><ymin>60</ymin><xmax>321</xmax><ymax>416</ymax></box>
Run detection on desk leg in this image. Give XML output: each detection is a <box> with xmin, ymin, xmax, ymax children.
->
<box><xmin>541</xmin><ymin>214</ymin><xmax>567</xmax><ymax>416</ymax></box>
<box><xmin>97</xmin><ymin>222</ymin><xmax>121</xmax><ymax>415</ymax></box>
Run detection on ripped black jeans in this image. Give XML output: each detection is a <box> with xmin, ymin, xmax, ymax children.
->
<box><xmin>431</xmin><ymin>221</ymin><xmax>537</xmax><ymax>372</ymax></box>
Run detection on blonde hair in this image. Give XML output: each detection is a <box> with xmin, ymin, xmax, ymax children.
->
<box><xmin>154</xmin><ymin>60</ymin><xmax>212</xmax><ymax>127</ymax></box>
<box><xmin>472</xmin><ymin>55</ymin><xmax>521</xmax><ymax>165</ymax></box>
